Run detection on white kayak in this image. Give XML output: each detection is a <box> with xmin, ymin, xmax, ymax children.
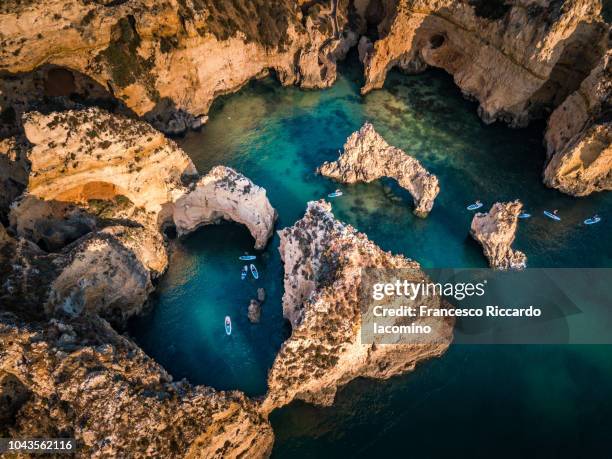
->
<box><xmin>518</xmin><ymin>213</ymin><xmax>531</xmax><ymax>219</ymax></box>
<box><xmin>328</xmin><ymin>190</ymin><xmax>343</xmax><ymax>198</ymax></box>
<box><xmin>250</xmin><ymin>263</ymin><xmax>259</xmax><ymax>280</ymax></box>
<box><xmin>543</xmin><ymin>211</ymin><xmax>561</xmax><ymax>221</ymax></box>
<box><xmin>241</xmin><ymin>265</ymin><xmax>248</xmax><ymax>280</ymax></box>
<box><xmin>225</xmin><ymin>316</ymin><xmax>232</xmax><ymax>335</ymax></box>
<box><xmin>467</xmin><ymin>202</ymin><xmax>483</xmax><ymax>211</ymax></box>
<box><xmin>239</xmin><ymin>254</ymin><xmax>256</xmax><ymax>261</ymax></box>
<box><xmin>584</xmin><ymin>217</ymin><xmax>601</xmax><ymax>225</ymax></box>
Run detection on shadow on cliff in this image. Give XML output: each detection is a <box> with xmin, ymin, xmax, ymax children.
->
<box><xmin>0</xmin><ymin>64</ymin><xmax>137</xmax><ymax>139</ymax></box>
<box><xmin>9</xmin><ymin>194</ymin><xmax>142</xmax><ymax>254</ymax></box>
<box><xmin>367</xmin><ymin>3</ymin><xmax>608</xmax><ymax>125</ymax></box>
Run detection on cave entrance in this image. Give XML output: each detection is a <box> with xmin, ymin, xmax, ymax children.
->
<box><xmin>44</xmin><ymin>68</ymin><xmax>76</xmax><ymax>97</ymax></box>
<box><xmin>429</xmin><ymin>34</ymin><xmax>446</xmax><ymax>49</ymax></box>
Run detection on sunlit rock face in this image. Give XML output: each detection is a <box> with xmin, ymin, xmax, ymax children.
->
<box><xmin>318</xmin><ymin>122</ymin><xmax>440</xmax><ymax>217</ymax></box>
<box><xmin>361</xmin><ymin>0</ymin><xmax>609</xmax><ymax>127</ymax></box>
<box><xmin>0</xmin><ymin>300</ymin><xmax>273</xmax><ymax>458</ymax></box>
<box><xmin>262</xmin><ymin>201</ymin><xmax>454</xmax><ymax>413</ymax></box>
<box><xmin>0</xmin><ymin>106</ymin><xmax>277</xmax><ymax>457</ymax></box>
<box><xmin>544</xmin><ymin>50</ymin><xmax>612</xmax><ymax>196</ymax></box>
<box><xmin>0</xmin><ymin>0</ymin><xmax>357</xmax><ymax>133</ymax></box>
<box><xmin>20</xmin><ymin>108</ymin><xmax>196</xmax><ymax>214</ymax></box>
<box><xmin>173</xmin><ymin>166</ymin><xmax>278</xmax><ymax>250</ymax></box>
<box><xmin>470</xmin><ymin>200</ymin><xmax>527</xmax><ymax>271</ymax></box>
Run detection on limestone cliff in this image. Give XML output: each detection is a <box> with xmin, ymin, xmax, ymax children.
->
<box><xmin>0</xmin><ymin>304</ymin><xmax>273</xmax><ymax>458</ymax></box>
<box><xmin>262</xmin><ymin>201</ymin><xmax>454</xmax><ymax>413</ymax></box>
<box><xmin>21</xmin><ymin>108</ymin><xmax>197</xmax><ymax>214</ymax></box>
<box><xmin>361</xmin><ymin>0</ymin><xmax>609</xmax><ymax>127</ymax></box>
<box><xmin>318</xmin><ymin>122</ymin><xmax>440</xmax><ymax>217</ymax></box>
<box><xmin>544</xmin><ymin>50</ymin><xmax>612</xmax><ymax>196</ymax></box>
<box><xmin>0</xmin><ymin>0</ymin><xmax>356</xmax><ymax>133</ymax></box>
<box><xmin>173</xmin><ymin>166</ymin><xmax>277</xmax><ymax>250</ymax></box>
<box><xmin>0</xmin><ymin>107</ymin><xmax>278</xmax><ymax>456</ymax></box>
<box><xmin>470</xmin><ymin>200</ymin><xmax>527</xmax><ymax>270</ymax></box>
<box><xmin>11</xmin><ymin>107</ymin><xmax>276</xmax><ymax>253</ymax></box>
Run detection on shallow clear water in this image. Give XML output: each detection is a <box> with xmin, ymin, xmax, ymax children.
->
<box><xmin>129</xmin><ymin>57</ymin><xmax>612</xmax><ymax>455</ymax></box>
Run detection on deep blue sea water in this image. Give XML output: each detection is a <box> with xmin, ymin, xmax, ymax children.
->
<box><xmin>129</xmin><ymin>57</ymin><xmax>612</xmax><ymax>457</ymax></box>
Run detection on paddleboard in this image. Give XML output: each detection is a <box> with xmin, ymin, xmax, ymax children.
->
<box><xmin>239</xmin><ymin>255</ymin><xmax>256</xmax><ymax>261</ymax></box>
<box><xmin>518</xmin><ymin>213</ymin><xmax>531</xmax><ymax>219</ymax></box>
<box><xmin>467</xmin><ymin>203</ymin><xmax>483</xmax><ymax>211</ymax></box>
<box><xmin>543</xmin><ymin>211</ymin><xmax>561</xmax><ymax>221</ymax></box>
<box><xmin>250</xmin><ymin>263</ymin><xmax>259</xmax><ymax>280</ymax></box>
<box><xmin>241</xmin><ymin>265</ymin><xmax>248</xmax><ymax>280</ymax></box>
<box><xmin>225</xmin><ymin>316</ymin><xmax>232</xmax><ymax>335</ymax></box>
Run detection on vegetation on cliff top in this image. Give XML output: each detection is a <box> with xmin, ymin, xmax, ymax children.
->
<box><xmin>180</xmin><ymin>0</ymin><xmax>307</xmax><ymax>49</ymax></box>
<box><xmin>96</xmin><ymin>16</ymin><xmax>159</xmax><ymax>100</ymax></box>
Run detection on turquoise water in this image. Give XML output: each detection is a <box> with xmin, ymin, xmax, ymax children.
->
<box><xmin>129</xmin><ymin>56</ymin><xmax>612</xmax><ymax>455</ymax></box>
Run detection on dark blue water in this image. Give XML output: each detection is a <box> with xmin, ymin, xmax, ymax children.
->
<box><xmin>129</xmin><ymin>57</ymin><xmax>612</xmax><ymax>456</ymax></box>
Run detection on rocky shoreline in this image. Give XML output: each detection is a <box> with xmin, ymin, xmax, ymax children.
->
<box><xmin>0</xmin><ymin>105</ymin><xmax>454</xmax><ymax>456</ymax></box>
<box><xmin>1</xmin><ymin>1</ymin><xmax>609</xmax><ymax>196</ymax></box>
<box><xmin>0</xmin><ymin>0</ymin><xmax>610</xmax><ymax>457</ymax></box>
<box><xmin>0</xmin><ymin>108</ymin><xmax>279</xmax><ymax>456</ymax></box>
<box><xmin>263</xmin><ymin>200</ymin><xmax>454</xmax><ymax>413</ymax></box>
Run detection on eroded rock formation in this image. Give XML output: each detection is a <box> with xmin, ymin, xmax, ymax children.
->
<box><xmin>470</xmin><ymin>200</ymin><xmax>527</xmax><ymax>270</ymax></box>
<box><xmin>0</xmin><ymin>297</ymin><xmax>273</xmax><ymax>457</ymax></box>
<box><xmin>262</xmin><ymin>201</ymin><xmax>454</xmax><ymax>413</ymax></box>
<box><xmin>318</xmin><ymin>122</ymin><xmax>440</xmax><ymax>217</ymax></box>
<box><xmin>0</xmin><ymin>0</ymin><xmax>357</xmax><ymax>133</ymax></box>
<box><xmin>173</xmin><ymin>166</ymin><xmax>277</xmax><ymax>249</ymax></box>
<box><xmin>544</xmin><ymin>50</ymin><xmax>612</xmax><ymax>196</ymax></box>
<box><xmin>361</xmin><ymin>0</ymin><xmax>609</xmax><ymax>127</ymax></box>
<box><xmin>0</xmin><ymin>107</ymin><xmax>279</xmax><ymax>456</ymax></box>
<box><xmin>21</xmin><ymin>108</ymin><xmax>197</xmax><ymax>214</ymax></box>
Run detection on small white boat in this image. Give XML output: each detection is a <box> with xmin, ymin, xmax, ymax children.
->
<box><xmin>328</xmin><ymin>189</ymin><xmax>343</xmax><ymax>198</ymax></box>
<box><xmin>250</xmin><ymin>263</ymin><xmax>259</xmax><ymax>280</ymax></box>
<box><xmin>518</xmin><ymin>213</ymin><xmax>531</xmax><ymax>219</ymax></box>
<box><xmin>584</xmin><ymin>216</ymin><xmax>601</xmax><ymax>225</ymax></box>
<box><xmin>239</xmin><ymin>254</ymin><xmax>257</xmax><ymax>261</ymax></box>
<box><xmin>544</xmin><ymin>210</ymin><xmax>561</xmax><ymax>221</ymax></box>
<box><xmin>225</xmin><ymin>316</ymin><xmax>232</xmax><ymax>335</ymax></box>
<box><xmin>241</xmin><ymin>265</ymin><xmax>248</xmax><ymax>280</ymax></box>
<box><xmin>467</xmin><ymin>202</ymin><xmax>483</xmax><ymax>211</ymax></box>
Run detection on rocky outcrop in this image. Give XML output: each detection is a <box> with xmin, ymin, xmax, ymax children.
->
<box><xmin>248</xmin><ymin>299</ymin><xmax>262</xmax><ymax>323</ymax></box>
<box><xmin>0</xmin><ymin>312</ymin><xmax>273</xmax><ymax>458</ymax></box>
<box><xmin>0</xmin><ymin>108</ymin><xmax>278</xmax><ymax>455</ymax></box>
<box><xmin>470</xmin><ymin>200</ymin><xmax>527</xmax><ymax>270</ymax></box>
<box><xmin>361</xmin><ymin>0</ymin><xmax>609</xmax><ymax>127</ymax></box>
<box><xmin>318</xmin><ymin>123</ymin><xmax>440</xmax><ymax>217</ymax></box>
<box><xmin>544</xmin><ymin>50</ymin><xmax>612</xmax><ymax>196</ymax></box>
<box><xmin>0</xmin><ymin>0</ymin><xmax>357</xmax><ymax>133</ymax></box>
<box><xmin>11</xmin><ymin>108</ymin><xmax>276</xmax><ymax>253</ymax></box>
<box><xmin>262</xmin><ymin>201</ymin><xmax>454</xmax><ymax>413</ymax></box>
<box><xmin>21</xmin><ymin>108</ymin><xmax>197</xmax><ymax>214</ymax></box>
<box><xmin>173</xmin><ymin>166</ymin><xmax>277</xmax><ymax>250</ymax></box>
